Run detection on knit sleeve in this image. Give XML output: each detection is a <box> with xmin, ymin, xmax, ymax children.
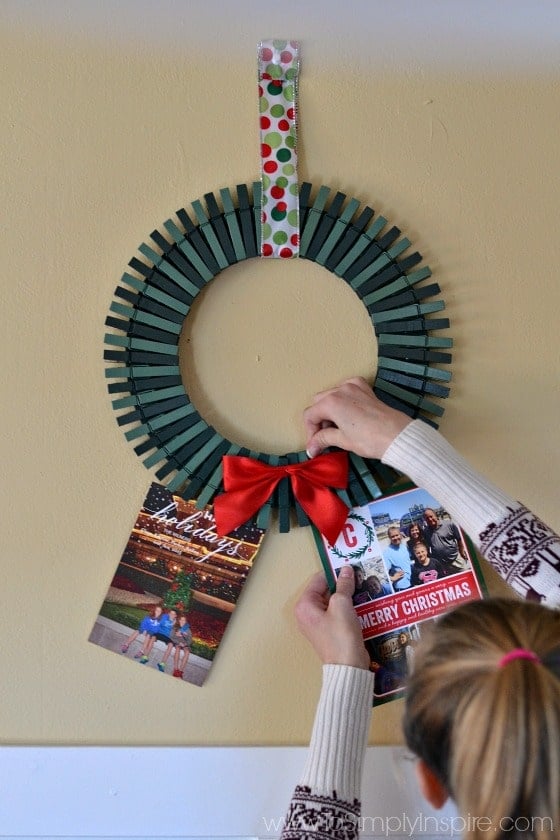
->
<box><xmin>280</xmin><ymin>664</ymin><xmax>373</xmax><ymax>840</ymax></box>
<box><xmin>382</xmin><ymin>420</ymin><xmax>560</xmax><ymax>606</ymax></box>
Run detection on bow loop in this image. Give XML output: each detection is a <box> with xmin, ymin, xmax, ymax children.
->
<box><xmin>214</xmin><ymin>452</ymin><xmax>349</xmax><ymax>544</ymax></box>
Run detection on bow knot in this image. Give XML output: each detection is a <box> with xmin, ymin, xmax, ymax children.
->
<box><xmin>214</xmin><ymin>452</ymin><xmax>350</xmax><ymax>544</ymax></box>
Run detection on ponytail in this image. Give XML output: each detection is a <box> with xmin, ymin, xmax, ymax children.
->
<box><xmin>403</xmin><ymin>598</ymin><xmax>560</xmax><ymax>840</ymax></box>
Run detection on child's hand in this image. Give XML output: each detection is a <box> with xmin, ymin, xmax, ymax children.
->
<box><xmin>294</xmin><ymin>568</ymin><xmax>370</xmax><ymax>670</ymax></box>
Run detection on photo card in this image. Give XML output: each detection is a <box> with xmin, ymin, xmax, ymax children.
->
<box><xmin>315</xmin><ymin>484</ymin><xmax>486</xmax><ymax>705</ymax></box>
<box><xmin>89</xmin><ymin>483</ymin><xmax>267</xmax><ymax>686</ymax></box>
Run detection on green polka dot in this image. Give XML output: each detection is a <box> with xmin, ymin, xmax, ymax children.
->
<box><xmin>285</xmin><ymin>134</ymin><xmax>296</xmax><ymax>149</ymax></box>
<box><xmin>283</xmin><ymin>84</ymin><xmax>295</xmax><ymax>102</ymax></box>
<box><xmin>287</xmin><ymin>209</ymin><xmax>298</xmax><ymax>226</ymax></box>
<box><xmin>286</xmin><ymin>67</ymin><xmax>297</xmax><ymax>81</ymax></box>
<box><xmin>276</xmin><ymin>176</ymin><xmax>288</xmax><ymax>188</ymax></box>
<box><xmin>289</xmin><ymin>183</ymin><xmax>299</xmax><ymax>196</ymax></box>
<box><xmin>272</xmin><ymin>228</ymin><xmax>288</xmax><ymax>242</ymax></box>
<box><xmin>259</xmin><ymin>96</ymin><xmax>269</xmax><ymax>113</ymax></box>
<box><xmin>273</xmin><ymin>39</ymin><xmax>287</xmax><ymax>49</ymax></box>
<box><xmin>282</xmin><ymin>163</ymin><xmax>295</xmax><ymax>175</ymax></box>
<box><xmin>262</xmin><ymin>222</ymin><xmax>272</xmax><ymax>239</ymax></box>
<box><xmin>276</xmin><ymin>148</ymin><xmax>291</xmax><ymax>162</ymax></box>
<box><xmin>266</xmin><ymin>62</ymin><xmax>283</xmax><ymax>79</ymax></box>
<box><xmin>262</xmin><ymin>174</ymin><xmax>271</xmax><ymax>190</ymax></box>
<box><xmin>270</xmin><ymin>104</ymin><xmax>285</xmax><ymax>118</ymax></box>
<box><xmin>267</xmin><ymin>81</ymin><xmax>283</xmax><ymax>96</ymax></box>
<box><xmin>264</xmin><ymin>131</ymin><xmax>282</xmax><ymax>149</ymax></box>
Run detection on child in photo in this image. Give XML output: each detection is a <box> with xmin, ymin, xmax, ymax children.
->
<box><xmin>121</xmin><ymin>605</ymin><xmax>163</xmax><ymax>657</ymax></box>
<box><xmin>410</xmin><ymin>542</ymin><xmax>446</xmax><ymax>586</ymax></box>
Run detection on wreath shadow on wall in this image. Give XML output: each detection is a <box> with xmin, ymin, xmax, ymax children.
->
<box><xmin>104</xmin><ymin>181</ymin><xmax>452</xmax><ymax>533</ymax></box>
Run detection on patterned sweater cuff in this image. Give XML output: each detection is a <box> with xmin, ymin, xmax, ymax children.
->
<box><xmin>383</xmin><ymin>421</ymin><xmax>560</xmax><ymax>606</ymax></box>
<box><xmin>300</xmin><ymin>664</ymin><xmax>374</xmax><ymax>803</ymax></box>
<box><xmin>382</xmin><ymin>420</ymin><xmax>515</xmax><ymax>544</ymax></box>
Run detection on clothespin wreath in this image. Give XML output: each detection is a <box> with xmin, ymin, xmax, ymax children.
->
<box><xmin>104</xmin><ymin>39</ymin><xmax>453</xmax><ymax>544</ymax></box>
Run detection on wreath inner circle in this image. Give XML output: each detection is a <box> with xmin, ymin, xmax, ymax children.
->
<box><xmin>104</xmin><ymin>181</ymin><xmax>452</xmax><ymax>533</ymax></box>
<box><xmin>177</xmin><ymin>256</ymin><xmax>378</xmax><ymax>456</ymax></box>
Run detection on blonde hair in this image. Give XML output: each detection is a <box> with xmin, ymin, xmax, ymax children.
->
<box><xmin>403</xmin><ymin>598</ymin><xmax>560</xmax><ymax>840</ymax></box>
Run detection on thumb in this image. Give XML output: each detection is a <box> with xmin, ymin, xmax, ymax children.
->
<box><xmin>335</xmin><ymin>564</ymin><xmax>356</xmax><ymax>598</ymax></box>
<box><xmin>307</xmin><ymin>426</ymin><xmax>344</xmax><ymax>458</ymax></box>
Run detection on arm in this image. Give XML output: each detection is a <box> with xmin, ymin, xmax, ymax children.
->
<box><xmin>388</xmin><ymin>567</ymin><xmax>404</xmax><ymax>585</ymax></box>
<box><xmin>450</xmin><ymin>523</ymin><xmax>468</xmax><ymax>561</ymax></box>
<box><xmin>280</xmin><ymin>568</ymin><xmax>373</xmax><ymax>840</ymax></box>
<box><xmin>383</xmin><ymin>419</ymin><xmax>560</xmax><ymax>604</ymax></box>
<box><xmin>304</xmin><ymin>378</ymin><xmax>560</xmax><ymax>607</ymax></box>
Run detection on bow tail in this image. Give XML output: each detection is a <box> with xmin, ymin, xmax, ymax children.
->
<box><xmin>214</xmin><ymin>474</ymin><xmax>281</xmax><ymax>536</ymax></box>
<box><xmin>291</xmin><ymin>475</ymin><xmax>349</xmax><ymax>546</ymax></box>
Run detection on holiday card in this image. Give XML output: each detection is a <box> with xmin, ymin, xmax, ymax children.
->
<box><xmin>314</xmin><ymin>485</ymin><xmax>486</xmax><ymax>706</ymax></box>
<box><xmin>89</xmin><ymin>483</ymin><xmax>266</xmax><ymax>686</ymax></box>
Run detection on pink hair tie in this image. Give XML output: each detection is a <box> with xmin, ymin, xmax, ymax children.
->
<box><xmin>499</xmin><ymin>648</ymin><xmax>541</xmax><ymax>668</ymax></box>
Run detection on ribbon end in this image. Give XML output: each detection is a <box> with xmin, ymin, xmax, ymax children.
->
<box><xmin>322</xmin><ymin>515</ymin><xmax>349</xmax><ymax>548</ymax></box>
<box><xmin>213</xmin><ymin>497</ymin><xmax>240</xmax><ymax>537</ymax></box>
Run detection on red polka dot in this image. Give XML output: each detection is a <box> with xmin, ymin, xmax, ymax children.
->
<box><xmin>276</xmin><ymin>201</ymin><xmax>287</xmax><ymax>212</ymax></box>
<box><xmin>261</xmin><ymin>47</ymin><xmax>273</xmax><ymax>61</ymax></box>
<box><xmin>291</xmin><ymin>233</ymin><xmax>299</xmax><ymax>246</ymax></box>
<box><xmin>270</xmin><ymin>186</ymin><xmax>284</xmax><ymax>199</ymax></box>
<box><xmin>258</xmin><ymin>85</ymin><xmax>263</xmax><ymax>96</ymax></box>
<box><xmin>280</xmin><ymin>50</ymin><xmax>293</xmax><ymax>64</ymax></box>
<box><xmin>263</xmin><ymin>160</ymin><xmax>278</xmax><ymax>173</ymax></box>
<box><xmin>261</xmin><ymin>143</ymin><xmax>272</xmax><ymax>158</ymax></box>
<box><xmin>278</xmin><ymin>119</ymin><xmax>290</xmax><ymax>132</ymax></box>
<box><xmin>262</xmin><ymin>243</ymin><xmax>273</xmax><ymax>256</ymax></box>
<box><xmin>280</xmin><ymin>247</ymin><xmax>293</xmax><ymax>258</ymax></box>
<box><xmin>271</xmin><ymin>79</ymin><xmax>282</xmax><ymax>88</ymax></box>
<box><xmin>287</xmin><ymin>107</ymin><xmax>295</xmax><ymax>120</ymax></box>
<box><xmin>260</xmin><ymin>116</ymin><xmax>271</xmax><ymax>130</ymax></box>
<box><xmin>262</xmin><ymin>72</ymin><xmax>271</xmax><ymax>81</ymax></box>
<box><xmin>261</xmin><ymin>211</ymin><xmax>267</xmax><ymax>222</ymax></box>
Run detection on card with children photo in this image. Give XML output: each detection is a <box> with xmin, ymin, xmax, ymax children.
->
<box><xmin>314</xmin><ymin>484</ymin><xmax>487</xmax><ymax>705</ymax></box>
<box><xmin>89</xmin><ymin>483</ymin><xmax>266</xmax><ymax>686</ymax></box>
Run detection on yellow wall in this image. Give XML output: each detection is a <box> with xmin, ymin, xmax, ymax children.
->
<box><xmin>2</xmin><ymin>7</ymin><xmax>559</xmax><ymax>746</ymax></box>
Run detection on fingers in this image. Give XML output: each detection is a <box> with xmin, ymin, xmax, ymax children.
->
<box><xmin>294</xmin><ymin>570</ymin><xmax>370</xmax><ymax>669</ymax></box>
<box><xmin>303</xmin><ymin>376</ymin><xmax>411</xmax><ymax>461</ymax></box>
<box><xmin>301</xmin><ymin>571</ymin><xmax>331</xmax><ymax>601</ymax></box>
<box><xmin>302</xmin><ymin>402</ymin><xmax>331</xmax><ymax>446</ymax></box>
<box><xmin>294</xmin><ymin>572</ymin><xmax>330</xmax><ymax>625</ymax></box>
<box><xmin>303</xmin><ymin>377</ymin><xmax>371</xmax><ymax>438</ymax></box>
<box><xmin>334</xmin><ymin>564</ymin><xmax>356</xmax><ymax>597</ymax></box>
<box><xmin>306</xmin><ymin>425</ymin><xmax>344</xmax><ymax>458</ymax></box>
<box><xmin>303</xmin><ymin>393</ymin><xmax>352</xmax><ymax>457</ymax></box>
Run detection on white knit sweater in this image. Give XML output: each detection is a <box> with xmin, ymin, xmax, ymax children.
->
<box><xmin>280</xmin><ymin>421</ymin><xmax>560</xmax><ymax>840</ymax></box>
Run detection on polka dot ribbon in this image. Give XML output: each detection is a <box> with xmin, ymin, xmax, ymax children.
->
<box><xmin>258</xmin><ymin>39</ymin><xmax>300</xmax><ymax>258</ymax></box>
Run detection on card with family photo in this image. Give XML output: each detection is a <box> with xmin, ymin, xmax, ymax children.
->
<box><xmin>89</xmin><ymin>483</ymin><xmax>267</xmax><ymax>687</ymax></box>
<box><xmin>313</xmin><ymin>484</ymin><xmax>487</xmax><ymax>705</ymax></box>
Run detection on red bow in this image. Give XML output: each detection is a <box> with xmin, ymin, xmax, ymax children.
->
<box><xmin>214</xmin><ymin>452</ymin><xmax>350</xmax><ymax>545</ymax></box>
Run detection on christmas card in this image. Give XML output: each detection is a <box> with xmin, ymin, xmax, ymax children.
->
<box><xmin>314</xmin><ymin>485</ymin><xmax>486</xmax><ymax>705</ymax></box>
<box><xmin>89</xmin><ymin>483</ymin><xmax>266</xmax><ymax>686</ymax></box>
